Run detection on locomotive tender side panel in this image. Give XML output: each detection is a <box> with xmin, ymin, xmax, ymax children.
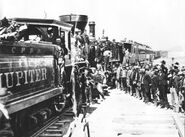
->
<box><xmin>0</xmin><ymin>42</ymin><xmax>63</xmax><ymax>113</ymax></box>
<box><xmin>0</xmin><ymin>55</ymin><xmax>54</xmax><ymax>98</ymax></box>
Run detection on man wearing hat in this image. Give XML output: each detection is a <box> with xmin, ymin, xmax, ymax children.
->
<box><xmin>151</xmin><ymin>67</ymin><xmax>159</xmax><ymax>106</ymax></box>
<box><xmin>121</xmin><ymin>66</ymin><xmax>127</xmax><ymax>92</ymax></box>
<box><xmin>142</xmin><ymin>68</ymin><xmax>152</xmax><ymax>103</ymax></box>
<box><xmin>179</xmin><ymin>71</ymin><xmax>185</xmax><ymax>112</ymax></box>
<box><xmin>79</xmin><ymin>67</ymin><xmax>94</xmax><ymax>104</ymax></box>
<box><xmin>132</xmin><ymin>66</ymin><xmax>140</xmax><ymax>97</ymax></box>
<box><xmin>138</xmin><ymin>68</ymin><xmax>145</xmax><ymax>100</ymax></box>
<box><xmin>158</xmin><ymin>66</ymin><xmax>169</xmax><ymax>108</ymax></box>
<box><xmin>0</xmin><ymin>88</ymin><xmax>14</xmax><ymax>137</ymax></box>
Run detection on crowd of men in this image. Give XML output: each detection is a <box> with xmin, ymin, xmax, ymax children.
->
<box><xmin>76</xmin><ymin>36</ymin><xmax>185</xmax><ymax>113</ymax></box>
<box><xmin>114</xmin><ymin>60</ymin><xmax>185</xmax><ymax>111</ymax></box>
<box><xmin>85</xmin><ymin>59</ymin><xmax>185</xmax><ymax>113</ymax></box>
<box><xmin>78</xmin><ymin>37</ymin><xmax>127</xmax><ymax>103</ymax></box>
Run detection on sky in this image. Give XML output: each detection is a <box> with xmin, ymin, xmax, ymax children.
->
<box><xmin>1</xmin><ymin>0</ymin><xmax>185</xmax><ymax>52</ymax></box>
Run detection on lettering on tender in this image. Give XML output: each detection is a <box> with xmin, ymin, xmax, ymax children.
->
<box><xmin>41</xmin><ymin>68</ymin><xmax>47</xmax><ymax>80</ymax></box>
<box><xmin>4</xmin><ymin>72</ymin><xmax>14</xmax><ymax>88</ymax></box>
<box><xmin>35</xmin><ymin>69</ymin><xmax>41</xmax><ymax>82</ymax></box>
<box><xmin>24</xmin><ymin>70</ymin><xmax>28</xmax><ymax>84</ymax></box>
<box><xmin>11</xmin><ymin>47</ymin><xmax>16</xmax><ymax>54</ymax></box>
<box><xmin>16</xmin><ymin>71</ymin><xmax>24</xmax><ymax>86</ymax></box>
<box><xmin>21</xmin><ymin>47</ymin><xmax>26</xmax><ymax>54</ymax></box>
<box><xmin>29</xmin><ymin>69</ymin><xmax>35</xmax><ymax>83</ymax></box>
<box><xmin>0</xmin><ymin>68</ymin><xmax>47</xmax><ymax>89</ymax></box>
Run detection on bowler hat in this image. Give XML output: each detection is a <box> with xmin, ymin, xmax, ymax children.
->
<box><xmin>161</xmin><ymin>60</ymin><xmax>166</xmax><ymax>64</ymax></box>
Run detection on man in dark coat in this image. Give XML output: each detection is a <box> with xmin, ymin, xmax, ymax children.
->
<box><xmin>129</xmin><ymin>67</ymin><xmax>135</xmax><ymax>96</ymax></box>
<box><xmin>179</xmin><ymin>72</ymin><xmax>185</xmax><ymax>111</ymax></box>
<box><xmin>173</xmin><ymin>70</ymin><xmax>180</xmax><ymax>96</ymax></box>
<box><xmin>118</xmin><ymin>43</ymin><xmax>124</xmax><ymax>64</ymax></box>
<box><xmin>142</xmin><ymin>68</ymin><xmax>152</xmax><ymax>103</ymax></box>
<box><xmin>94</xmin><ymin>41</ymin><xmax>103</xmax><ymax>63</ymax></box>
<box><xmin>88</xmin><ymin>43</ymin><xmax>96</xmax><ymax>67</ymax></box>
<box><xmin>158</xmin><ymin>67</ymin><xmax>169</xmax><ymax>108</ymax></box>
<box><xmin>132</xmin><ymin>66</ymin><xmax>140</xmax><ymax>97</ymax></box>
<box><xmin>151</xmin><ymin>68</ymin><xmax>159</xmax><ymax>106</ymax></box>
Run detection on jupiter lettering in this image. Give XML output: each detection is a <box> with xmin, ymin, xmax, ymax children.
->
<box><xmin>0</xmin><ymin>68</ymin><xmax>47</xmax><ymax>88</ymax></box>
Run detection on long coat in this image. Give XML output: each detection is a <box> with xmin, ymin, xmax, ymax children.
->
<box><xmin>143</xmin><ymin>73</ymin><xmax>151</xmax><ymax>87</ymax></box>
<box><xmin>173</xmin><ymin>75</ymin><xmax>181</xmax><ymax>93</ymax></box>
<box><xmin>151</xmin><ymin>74</ymin><xmax>159</xmax><ymax>91</ymax></box>
<box><xmin>158</xmin><ymin>72</ymin><xmax>168</xmax><ymax>86</ymax></box>
<box><xmin>131</xmin><ymin>70</ymin><xmax>140</xmax><ymax>87</ymax></box>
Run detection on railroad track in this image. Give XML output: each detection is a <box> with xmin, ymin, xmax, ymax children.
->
<box><xmin>30</xmin><ymin>108</ymin><xmax>90</xmax><ymax>137</ymax></box>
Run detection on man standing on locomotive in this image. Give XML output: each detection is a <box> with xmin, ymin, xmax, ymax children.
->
<box><xmin>0</xmin><ymin>88</ymin><xmax>14</xmax><ymax>137</ymax></box>
<box><xmin>103</xmin><ymin>37</ymin><xmax>112</xmax><ymax>71</ymax></box>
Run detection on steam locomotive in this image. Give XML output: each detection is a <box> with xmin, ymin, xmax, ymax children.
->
<box><xmin>0</xmin><ymin>15</ymin><xmax>89</xmax><ymax>137</ymax></box>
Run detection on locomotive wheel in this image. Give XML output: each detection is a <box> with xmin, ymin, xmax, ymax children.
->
<box><xmin>53</xmin><ymin>95</ymin><xmax>66</xmax><ymax>113</ymax></box>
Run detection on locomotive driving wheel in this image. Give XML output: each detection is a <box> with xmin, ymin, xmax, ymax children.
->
<box><xmin>53</xmin><ymin>95</ymin><xmax>66</xmax><ymax>113</ymax></box>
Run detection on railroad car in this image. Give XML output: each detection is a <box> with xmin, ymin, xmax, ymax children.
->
<box><xmin>123</xmin><ymin>41</ymin><xmax>154</xmax><ymax>65</ymax></box>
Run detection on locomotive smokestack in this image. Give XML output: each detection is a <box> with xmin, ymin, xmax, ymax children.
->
<box><xmin>89</xmin><ymin>21</ymin><xmax>95</xmax><ymax>39</ymax></box>
<box><xmin>59</xmin><ymin>14</ymin><xmax>88</xmax><ymax>34</ymax></box>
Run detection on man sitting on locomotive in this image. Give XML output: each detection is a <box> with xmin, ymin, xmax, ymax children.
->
<box><xmin>0</xmin><ymin>88</ymin><xmax>14</xmax><ymax>137</ymax></box>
